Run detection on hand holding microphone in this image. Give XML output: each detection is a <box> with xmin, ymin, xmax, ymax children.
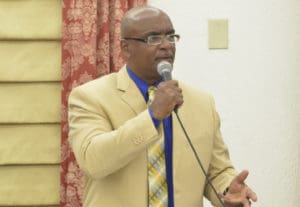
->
<box><xmin>148</xmin><ymin>61</ymin><xmax>184</xmax><ymax>120</ymax></box>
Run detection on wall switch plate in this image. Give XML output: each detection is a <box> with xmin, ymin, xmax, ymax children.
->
<box><xmin>208</xmin><ymin>19</ymin><xmax>228</xmax><ymax>49</ymax></box>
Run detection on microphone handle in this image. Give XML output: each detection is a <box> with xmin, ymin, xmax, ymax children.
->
<box><xmin>174</xmin><ymin>111</ymin><xmax>227</xmax><ymax>207</ymax></box>
<box><xmin>161</xmin><ymin>71</ymin><xmax>172</xmax><ymax>81</ymax></box>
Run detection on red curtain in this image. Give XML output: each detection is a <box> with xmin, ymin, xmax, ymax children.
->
<box><xmin>60</xmin><ymin>0</ymin><xmax>147</xmax><ymax>206</ymax></box>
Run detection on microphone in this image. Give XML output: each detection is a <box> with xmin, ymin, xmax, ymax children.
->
<box><xmin>157</xmin><ymin>60</ymin><xmax>178</xmax><ymax>112</ymax></box>
<box><xmin>157</xmin><ymin>60</ymin><xmax>173</xmax><ymax>81</ymax></box>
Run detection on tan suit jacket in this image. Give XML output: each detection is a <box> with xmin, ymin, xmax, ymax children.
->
<box><xmin>68</xmin><ymin>66</ymin><xmax>237</xmax><ymax>207</ymax></box>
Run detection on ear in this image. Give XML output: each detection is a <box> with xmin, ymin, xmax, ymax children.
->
<box><xmin>120</xmin><ymin>39</ymin><xmax>131</xmax><ymax>60</ymax></box>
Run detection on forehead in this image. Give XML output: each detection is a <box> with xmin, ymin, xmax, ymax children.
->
<box><xmin>129</xmin><ymin>11</ymin><xmax>174</xmax><ymax>36</ymax></box>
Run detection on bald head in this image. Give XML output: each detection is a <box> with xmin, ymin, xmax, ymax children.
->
<box><xmin>119</xmin><ymin>6</ymin><xmax>176</xmax><ymax>84</ymax></box>
<box><xmin>121</xmin><ymin>6</ymin><xmax>171</xmax><ymax>38</ymax></box>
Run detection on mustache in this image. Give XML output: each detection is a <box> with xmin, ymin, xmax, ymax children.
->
<box><xmin>156</xmin><ymin>51</ymin><xmax>174</xmax><ymax>59</ymax></box>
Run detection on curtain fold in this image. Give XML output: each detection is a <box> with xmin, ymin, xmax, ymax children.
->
<box><xmin>60</xmin><ymin>0</ymin><xmax>147</xmax><ymax>206</ymax></box>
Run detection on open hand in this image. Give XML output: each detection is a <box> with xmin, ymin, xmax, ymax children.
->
<box><xmin>219</xmin><ymin>170</ymin><xmax>257</xmax><ymax>207</ymax></box>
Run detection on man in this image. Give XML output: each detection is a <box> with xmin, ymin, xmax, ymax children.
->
<box><xmin>68</xmin><ymin>5</ymin><xmax>257</xmax><ymax>207</ymax></box>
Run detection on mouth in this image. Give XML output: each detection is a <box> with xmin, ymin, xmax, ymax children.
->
<box><xmin>155</xmin><ymin>56</ymin><xmax>174</xmax><ymax>63</ymax></box>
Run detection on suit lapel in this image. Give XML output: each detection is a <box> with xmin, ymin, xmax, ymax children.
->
<box><xmin>117</xmin><ymin>66</ymin><xmax>147</xmax><ymax>115</ymax></box>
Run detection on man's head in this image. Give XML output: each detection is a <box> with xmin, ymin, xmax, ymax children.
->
<box><xmin>120</xmin><ymin>6</ymin><xmax>179</xmax><ymax>84</ymax></box>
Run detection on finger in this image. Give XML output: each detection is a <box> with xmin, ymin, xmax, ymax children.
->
<box><xmin>242</xmin><ymin>197</ymin><xmax>251</xmax><ymax>207</ymax></box>
<box><xmin>217</xmin><ymin>192</ymin><xmax>223</xmax><ymax>199</ymax></box>
<box><xmin>246</xmin><ymin>187</ymin><xmax>258</xmax><ymax>202</ymax></box>
<box><xmin>158</xmin><ymin>80</ymin><xmax>178</xmax><ymax>87</ymax></box>
<box><xmin>172</xmin><ymin>80</ymin><xmax>179</xmax><ymax>86</ymax></box>
<box><xmin>217</xmin><ymin>192</ymin><xmax>227</xmax><ymax>205</ymax></box>
<box><xmin>222</xmin><ymin>196</ymin><xmax>242</xmax><ymax>205</ymax></box>
<box><xmin>235</xmin><ymin>170</ymin><xmax>249</xmax><ymax>184</ymax></box>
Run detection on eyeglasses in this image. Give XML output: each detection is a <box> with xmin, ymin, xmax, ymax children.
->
<box><xmin>123</xmin><ymin>34</ymin><xmax>180</xmax><ymax>46</ymax></box>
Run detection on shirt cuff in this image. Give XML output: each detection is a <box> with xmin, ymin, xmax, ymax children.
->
<box><xmin>148</xmin><ymin>109</ymin><xmax>161</xmax><ymax>128</ymax></box>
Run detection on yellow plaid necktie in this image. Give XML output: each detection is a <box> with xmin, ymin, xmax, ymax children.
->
<box><xmin>147</xmin><ymin>86</ymin><xmax>168</xmax><ymax>207</ymax></box>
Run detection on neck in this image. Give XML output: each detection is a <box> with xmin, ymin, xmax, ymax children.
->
<box><xmin>127</xmin><ymin>66</ymin><xmax>162</xmax><ymax>85</ymax></box>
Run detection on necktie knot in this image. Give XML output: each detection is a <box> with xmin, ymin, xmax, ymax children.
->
<box><xmin>147</xmin><ymin>86</ymin><xmax>157</xmax><ymax>106</ymax></box>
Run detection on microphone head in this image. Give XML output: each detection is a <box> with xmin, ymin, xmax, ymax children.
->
<box><xmin>157</xmin><ymin>61</ymin><xmax>173</xmax><ymax>80</ymax></box>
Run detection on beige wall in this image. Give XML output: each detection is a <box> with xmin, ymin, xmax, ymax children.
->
<box><xmin>0</xmin><ymin>0</ymin><xmax>61</xmax><ymax>206</ymax></box>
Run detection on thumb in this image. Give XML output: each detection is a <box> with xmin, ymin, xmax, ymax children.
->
<box><xmin>235</xmin><ymin>170</ymin><xmax>249</xmax><ymax>184</ymax></box>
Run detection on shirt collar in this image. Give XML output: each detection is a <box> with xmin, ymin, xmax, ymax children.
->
<box><xmin>126</xmin><ymin>66</ymin><xmax>161</xmax><ymax>102</ymax></box>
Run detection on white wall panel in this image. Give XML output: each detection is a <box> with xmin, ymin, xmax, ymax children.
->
<box><xmin>149</xmin><ymin>1</ymin><xmax>300</xmax><ymax>206</ymax></box>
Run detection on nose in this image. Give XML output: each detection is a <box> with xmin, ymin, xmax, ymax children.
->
<box><xmin>159</xmin><ymin>37</ymin><xmax>174</xmax><ymax>49</ymax></box>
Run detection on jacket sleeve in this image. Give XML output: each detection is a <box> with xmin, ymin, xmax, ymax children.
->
<box><xmin>204</xmin><ymin>97</ymin><xmax>237</xmax><ymax>207</ymax></box>
<box><xmin>68</xmin><ymin>86</ymin><xmax>160</xmax><ymax>180</ymax></box>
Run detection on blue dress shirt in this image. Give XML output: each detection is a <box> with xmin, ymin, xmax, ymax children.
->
<box><xmin>127</xmin><ymin>67</ymin><xmax>174</xmax><ymax>207</ymax></box>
